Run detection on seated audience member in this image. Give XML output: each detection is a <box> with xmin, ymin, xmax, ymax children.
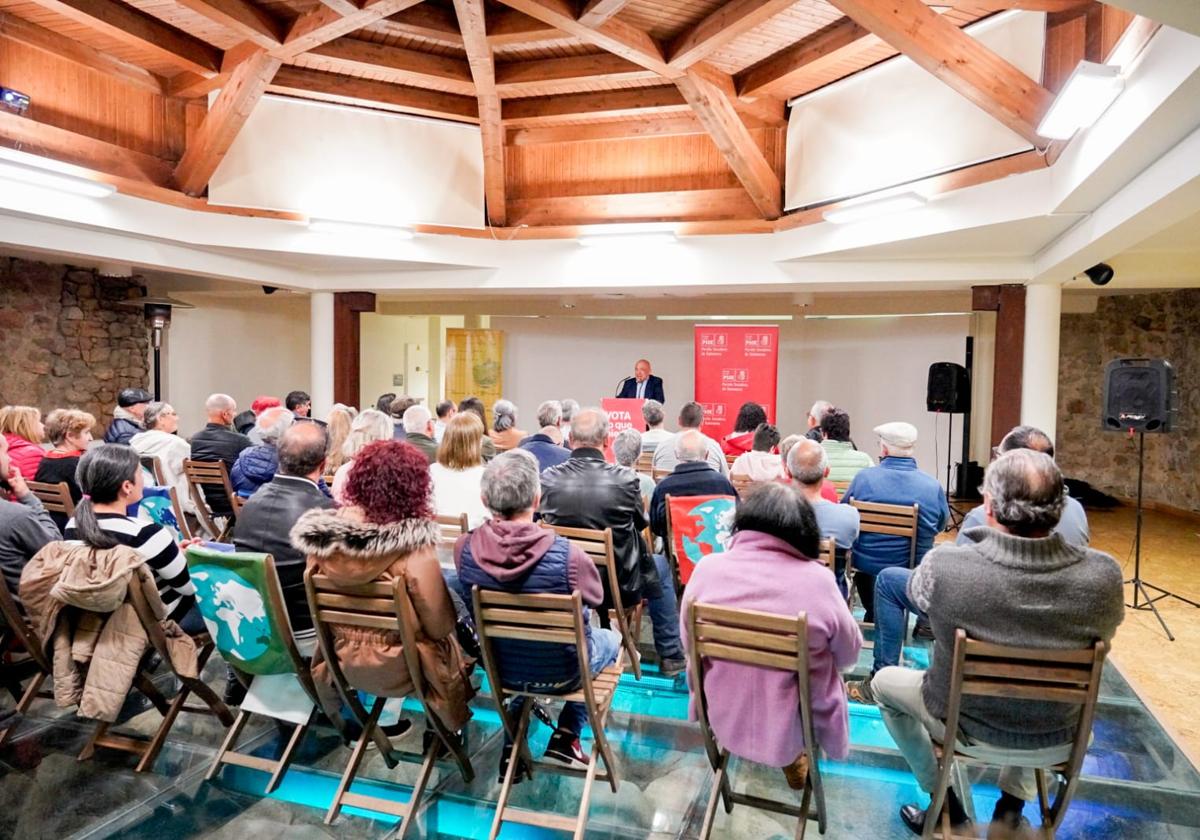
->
<box><xmin>431</xmin><ymin>412</ymin><xmax>490</xmax><ymax>528</ymax></box>
<box><xmin>285</xmin><ymin>390</ymin><xmax>312</xmax><ymax>420</ymax></box>
<box><xmin>542</xmin><ymin>408</ymin><xmax>686</xmax><ymax>676</ymax></box>
<box><xmin>559</xmin><ymin>399</ymin><xmax>580</xmax><ymax>446</ymax></box>
<box><xmin>820</xmin><ymin>408</ymin><xmax>872</xmax><ymax>482</ymax></box>
<box><xmin>721</xmin><ymin>401</ymin><xmax>768</xmax><ymax>458</ymax></box>
<box><xmin>388</xmin><ymin>395</ymin><xmax>418</xmax><ymax>441</ymax></box>
<box><xmin>234</xmin><ymin>423</ymin><xmax>334</xmax><ymax>641</ymax></box>
<box><xmin>781</xmin><ymin>435</ymin><xmax>838</xmax><ymax>502</ymax></box>
<box><xmin>455</xmin><ymin>450</ymin><xmax>621</xmax><ymax>777</ymax></box>
<box><xmin>233</xmin><ymin>395</ymin><xmax>281</xmax><ymax>437</ymax></box>
<box><xmin>788</xmin><ymin>440</ymin><xmax>860</xmax><ymax>594</ymax></box>
<box><xmin>841</xmin><ymin>422</ymin><xmax>948</xmax><ymax>623</ymax></box>
<box><xmin>190</xmin><ymin>393</ymin><xmax>252</xmax><ymax>518</ymax></box>
<box><xmin>680</xmin><ymin>482</ymin><xmax>862</xmax><ymax>787</ymax></box>
<box><xmin>324</xmin><ymin>404</ymin><xmax>355</xmax><ymax>472</ymax></box>
<box><xmin>652</xmin><ymin>402</ymin><xmax>729</xmax><ymax>476</ymax></box>
<box><xmin>862</xmin><ymin>450</ymin><xmax>1123</xmax><ymax>836</ymax></box>
<box><xmin>488</xmin><ymin>400</ymin><xmax>528</xmax><ymax>451</ymax></box>
<box><xmin>104</xmin><ymin>388</ymin><xmax>151</xmax><ymax>445</ymax></box>
<box><xmin>730</xmin><ymin>423</ymin><xmax>785</xmax><ymax>481</ymax></box>
<box><xmin>33</xmin><ymin>409</ymin><xmax>94</xmax><ymax>529</ymax></box>
<box><xmin>402</xmin><ymin>404</ymin><xmax>439</xmax><ymax>464</ymax></box>
<box><xmin>0</xmin><ymin>435</ymin><xmax>60</xmax><ymax>603</ymax></box>
<box><xmin>957</xmin><ymin>425</ymin><xmax>1089</xmax><ymax>547</ymax></box>
<box><xmin>518</xmin><ymin>401</ymin><xmax>570</xmax><ymax>473</ymax></box>
<box><xmin>291</xmin><ymin>441</ymin><xmax>474</xmax><ymax>737</ymax></box>
<box><xmin>375</xmin><ymin>393</ymin><xmax>397</xmax><ymax>415</ymax></box>
<box><xmin>130</xmin><ymin>402</ymin><xmax>196</xmax><ymax>515</ymax></box>
<box><xmin>231</xmin><ymin>406</ymin><xmax>294</xmax><ymax>498</ymax></box>
<box><xmin>331</xmin><ymin>409</ymin><xmax>393</xmax><ymax>503</ymax></box>
<box><xmin>805</xmin><ymin>400</ymin><xmax>833</xmax><ymax>442</ymax></box>
<box><xmin>434</xmin><ymin>399</ymin><xmax>456</xmax><ymax>443</ymax></box>
<box><xmin>650</xmin><ymin>430</ymin><xmax>737</xmax><ymax>541</ymax></box>
<box><xmin>1</xmin><ymin>405</ymin><xmax>47</xmax><ymax>481</ymax></box>
<box><xmin>65</xmin><ymin>445</ymin><xmax>204</xmax><ymax>633</ymax></box>
<box><xmin>458</xmin><ymin>396</ymin><xmax>497</xmax><ymax>460</ymax></box>
<box><xmin>613</xmin><ymin>429</ymin><xmax>654</xmax><ymax>506</ymax></box>
<box><xmin>639</xmin><ymin>400</ymin><xmax>672</xmax><ymax>453</ymax></box>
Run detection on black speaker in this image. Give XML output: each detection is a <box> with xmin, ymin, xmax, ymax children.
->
<box><xmin>1102</xmin><ymin>358</ymin><xmax>1175</xmax><ymax>432</ymax></box>
<box><xmin>927</xmin><ymin>362</ymin><xmax>970</xmax><ymax>413</ymax></box>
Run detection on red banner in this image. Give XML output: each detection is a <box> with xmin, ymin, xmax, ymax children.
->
<box><xmin>694</xmin><ymin>325</ymin><xmax>780</xmax><ymax>439</ymax></box>
<box><xmin>601</xmin><ymin>397</ymin><xmax>647</xmax><ymax>463</ymax></box>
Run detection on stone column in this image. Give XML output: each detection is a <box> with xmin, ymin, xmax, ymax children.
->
<box><xmin>1021</xmin><ymin>282</ymin><xmax>1063</xmax><ymax>442</ymax></box>
<box><xmin>310</xmin><ymin>291</ymin><xmax>334</xmax><ymax>419</ymax></box>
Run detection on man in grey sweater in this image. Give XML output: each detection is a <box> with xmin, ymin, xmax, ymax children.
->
<box><xmin>869</xmin><ymin>449</ymin><xmax>1124</xmax><ymax>836</ymax></box>
<box><xmin>0</xmin><ymin>435</ymin><xmax>61</xmax><ymax>606</ymax></box>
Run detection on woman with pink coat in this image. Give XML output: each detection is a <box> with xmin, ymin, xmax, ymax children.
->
<box><xmin>680</xmin><ymin>481</ymin><xmax>863</xmax><ymax>787</ymax></box>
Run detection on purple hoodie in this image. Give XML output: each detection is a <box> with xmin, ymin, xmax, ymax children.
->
<box><xmin>454</xmin><ymin>519</ymin><xmax>604</xmax><ymax>607</ymax></box>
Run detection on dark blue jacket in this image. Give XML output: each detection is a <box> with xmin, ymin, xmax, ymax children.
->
<box><xmin>231</xmin><ymin>444</ymin><xmax>278</xmax><ymax>498</ymax></box>
<box><xmin>617</xmin><ymin>374</ymin><xmax>665</xmax><ymax>403</ymax></box>
<box><xmin>519</xmin><ymin>433</ymin><xmax>570</xmax><ymax>473</ymax></box>
<box><xmin>841</xmin><ymin>456</ymin><xmax>949</xmax><ymax>575</ymax></box>
<box><xmin>650</xmin><ymin>461</ymin><xmax>737</xmax><ymax>539</ymax></box>
<box><xmin>104</xmin><ymin>417</ymin><xmax>141</xmax><ymax>445</ymax></box>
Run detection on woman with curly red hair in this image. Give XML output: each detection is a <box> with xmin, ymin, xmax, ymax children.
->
<box><xmin>291</xmin><ymin>440</ymin><xmax>474</xmax><ymax>740</ymax></box>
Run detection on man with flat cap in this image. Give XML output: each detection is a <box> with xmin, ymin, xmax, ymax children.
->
<box><xmin>840</xmin><ymin>421</ymin><xmax>948</xmax><ymax>624</ymax></box>
<box><xmin>105</xmin><ymin>387</ymin><xmax>152</xmax><ymax>445</ymax></box>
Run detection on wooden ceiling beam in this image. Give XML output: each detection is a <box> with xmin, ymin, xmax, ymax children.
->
<box><xmin>502</xmin><ymin>85</ymin><xmax>690</xmax><ymax>126</ymax></box>
<box><xmin>268</xmin><ymin>65</ymin><xmax>480</xmax><ymax>122</ymax></box>
<box><xmin>168</xmin><ymin>0</ymin><xmax>284</xmax><ymax>49</ymax></box>
<box><xmin>578</xmin><ymin>0</ymin><xmax>633</xmax><ymax>27</ymax></box>
<box><xmin>495</xmin><ymin>53</ymin><xmax>657</xmax><ymax>96</ymax></box>
<box><xmin>374</xmin><ymin>4</ymin><xmax>464</xmax><ymax>46</ymax></box>
<box><xmin>675</xmin><ymin>66</ymin><xmax>781</xmax><ymax>219</ymax></box>
<box><xmin>486</xmin><ymin>8</ymin><xmax>562</xmax><ymax>46</ymax></box>
<box><xmin>736</xmin><ymin>16</ymin><xmax>875</xmax><ymax>98</ymax></box>
<box><xmin>275</xmin><ymin>0</ymin><xmax>425</xmax><ymax>59</ymax></box>
<box><xmin>25</xmin><ymin>0</ymin><xmax>221</xmax><ymax>75</ymax></box>
<box><xmin>669</xmin><ymin>0</ymin><xmax>799</xmax><ymax>69</ymax></box>
<box><xmin>507</xmin><ymin>114</ymin><xmax>709</xmax><ymax>145</ymax></box>
<box><xmin>507</xmin><ymin>188</ymin><xmax>761</xmax><ymax>226</ymax></box>
<box><xmin>165</xmin><ymin>40</ymin><xmax>261</xmax><ymax>97</ymax></box>
<box><xmin>825</xmin><ymin>0</ymin><xmax>1055</xmax><ymax>145</ymax></box>
<box><xmin>452</xmin><ymin>0</ymin><xmax>505</xmax><ymax>226</ymax></box>
<box><xmin>306</xmin><ymin>37</ymin><xmax>475</xmax><ymax>94</ymax></box>
<box><xmin>175</xmin><ymin>48</ymin><xmax>281</xmax><ymax>195</ymax></box>
<box><xmin>0</xmin><ymin>11</ymin><xmax>165</xmax><ymax>94</ymax></box>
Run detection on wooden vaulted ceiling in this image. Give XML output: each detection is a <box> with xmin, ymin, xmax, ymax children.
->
<box><xmin>0</xmin><ymin>0</ymin><xmax>1139</xmax><ymax>233</ymax></box>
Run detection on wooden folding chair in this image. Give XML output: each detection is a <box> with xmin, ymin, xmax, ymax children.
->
<box><xmin>688</xmin><ymin>603</ymin><xmax>827</xmax><ymax>839</ymax></box>
<box><xmin>473</xmin><ymin>588</ymin><xmax>625</xmax><ymax>840</ymax></box>
<box><xmin>817</xmin><ymin>537</ymin><xmax>835</xmax><ymax>569</ymax></box>
<box><xmin>634</xmin><ymin>452</ymin><xmax>654</xmax><ymax>475</ymax></box>
<box><xmin>845</xmin><ymin>500</ymin><xmax>919</xmax><ymax>620</ymax></box>
<box><xmin>185</xmin><ymin>546</ymin><xmax>328</xmax><ymax>793</ymax></box>
<box><xmin>134</xmin><ymin>485</ymin><xmax>193</xmax><ymax>542</ymax></box>
<box><xmin>182</xmin><ymin>459</ymin><xmax>239</xmax><ymax>540</ymax></box>
<box><xmin>663</xmin><ymin>494</ymin><xmax>736</xmax><ymax>597</ymax></box>
<box><xmin>305</xmin><ymin>567</ymin><xmax>475</xmax><ymax>835</ymax></box>
<box><xmin>925</xmin><ymin>630</ymin><xmax>1108</xmax><ymax>839</ymax></box>
<box><xmin>651</xmin><ymin>467</ymin><xmax>672</xmax><ymax>484</ymax></box>
<box><xmin>725</xmin><ymin>453</ymin><xmax>739</xmax><ymax>468</ymax></box>
<box><xmin>27</xmin><ymin>480</ymin><xmax>75</xmax><ymax>521</ymax></box>
<box><xmin>139</xmin><ymin>454</ymin><xmax>168</xmax><ymax>486</ymax></box>
<box><xmin>541</xmin><ymin>524</ymin><xmax>643</xmax><ymax>680</ymax></box>
<box><xmin>831</xmin><ymin>480</ymin><xmax>850</xmax><ymax>501</ymax></box>
<box><xmin>79</xmin><ymin>571</ymin><xmax>234</xmax><ymax>772</ymax></box>
<box><xmin>0</xmin><ymin>575</ymin><xmax>53</xmax><ymax>747</ymax></box>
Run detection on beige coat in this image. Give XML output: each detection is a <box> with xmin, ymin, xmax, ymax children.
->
<box><xmin>20</xmin><ymin>541</ymin><xmax>198</xmax><ymax>722</ymax></box>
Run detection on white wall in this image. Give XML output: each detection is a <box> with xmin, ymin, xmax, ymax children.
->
<box><xmin>490</xmin><ymin>314</ymin><xmax>970</xmax><ymax>482</ymax></box>
<box><xmin>164</xmin><ymin>294</ymin><xmax>311</xmax><ymax>435</ymax></box>
<box><xmin>359</xmin><ymin>313</ymin><xmax>465</xmax><ymax>409</ymax></box>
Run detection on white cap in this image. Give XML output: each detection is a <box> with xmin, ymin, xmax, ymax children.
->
<box><xmin>874</xmin><ymin>421</ymin><xmax>918</xmax><ymax>450</ymax></box>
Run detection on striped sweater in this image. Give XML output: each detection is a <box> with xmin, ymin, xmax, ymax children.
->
<box><xmin>65</xmin><ymin>514</ymin><xmax>195</xmax><ymax>622</ymax></box>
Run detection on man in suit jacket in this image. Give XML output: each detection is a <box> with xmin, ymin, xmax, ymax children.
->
<box><xmin>617</xmin><ymin>359</ymin><xmax>665</xmax><ymax>403</ymax></box>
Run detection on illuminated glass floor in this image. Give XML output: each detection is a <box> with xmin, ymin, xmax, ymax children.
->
<box><xmin>2</xmin><ymin>634</ymin><xmax>1199</xmax><ymax>839</ymax></box>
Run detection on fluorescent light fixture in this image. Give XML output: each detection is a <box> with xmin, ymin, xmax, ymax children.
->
<box><xmin>805</xmin><ymin>311</ymin><xmax>970</xmax><ymax>320</ymax></box>
<box><xmin>1037</xmin><ymin>61</ymin><xmax>1124</xmax><ymax>140</ymax></box>
<box><xmin>823</xmin><ymin>191</ymin><xmax>927</xmax><ymax>224</ymax></box>
<box><xmin>577</xmin><ymin>231</ymin><xmax>677</xmax><ymax>247</ymax></box>
<box><xmin>308</xmin><ymin>218</ymin><xmax>415</xmax><ymax>239</ymax></box>
<box><xmin>0</xmin><ymin>157</ymin><xmax>115</xmax><ymax>198</ymax></box>
<box><xmin>657</xmin><ymin>315</ymin><xmax>793</xmax><ymax>321</ymax></box>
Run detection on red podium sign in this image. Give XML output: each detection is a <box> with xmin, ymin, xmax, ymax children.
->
<box><xmin>601</xmin><ymin>398</ymin><xmax>646</xmax><ymax>462</ymax></box>
<box><xmin>694</xmin><ymin>325</ymin><xmax>780</xmax><ymax>439</ymax></box>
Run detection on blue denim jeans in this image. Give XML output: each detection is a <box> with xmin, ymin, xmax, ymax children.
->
<box><xmin>648</xmin><ymin>554</ymin><xmax>684</xmax><ymax>662</ymax></box>
<box><xmin>508</xmin><ymin>627</ymin><xmax>622</xmax><ymax>738</ymax></box>
<box><xmin>872</xmin><ymin>567</ymin><xmax>923</xmax><ymax>675</ymax></box>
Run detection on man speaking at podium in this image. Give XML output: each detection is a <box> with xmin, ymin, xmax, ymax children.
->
<box><xmin>617</xmin><ymin>359</ymin><xmax>665</xmax><ymax>403</ymax></box>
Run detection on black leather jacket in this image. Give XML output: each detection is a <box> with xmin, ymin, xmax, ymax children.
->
<box><xmin>538</xmin><ymin>448</ymin><xmax>659</xmax><ymax>605</ymax></box>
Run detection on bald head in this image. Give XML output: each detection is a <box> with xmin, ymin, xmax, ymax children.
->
<box><xmin>787</xmin><ymin>438</ymin><xmax>828</xmax><ymax>486</ymax></box>
<box><xmin>277</xmin><ymin>421</ymin><xmax>329</xmax><ymax>478</ymax></box>
<box><xmin>570</xmin><ymin>408</ymin><xmax>609</xmax><ymax>449</ymax></box>
<box><xmin>675</xmin><ymin>429</ymin><xmax>707</xmax><ymax>463</ymax></box>
<box><xmin>205</xmin><ymin>393</ymin><xmax>237</xmax><ymax>425</ymax></box>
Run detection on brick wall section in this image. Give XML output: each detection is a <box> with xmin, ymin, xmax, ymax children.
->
<box><xmin>0</xmin><ymin>257</ymin><xmax>149</xmax><ymax>435</ymax></box>
<box><xmin>1057</xmin><ymin>289</ymin><xmax>1199</xmax><ymax>513</ymax></box>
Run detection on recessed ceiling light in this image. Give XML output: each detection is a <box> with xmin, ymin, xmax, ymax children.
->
<box><xmin>1037</xmin><ymin>61</ymin><xmax>1124</xmax><ymax>140</ymax></box>
<box><xmin>823</xmin><ymin>192</ymin><xmax>927</xmax><ymax>224</ymax></box>
<box><xmin>0</xmin><ymin>158</ymin><xmax>115</xmax><ymax>198</ymax></box>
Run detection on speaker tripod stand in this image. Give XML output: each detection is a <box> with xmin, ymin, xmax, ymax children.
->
<box><xmin>1125</xmin><ymin>431</ymin><xmax>1198</xmax><ymax>641</ymax></box>
<box><xmin>934</xmin><ymin>410</ymin><xmax>965</xmax><ymax>531</ymax></box>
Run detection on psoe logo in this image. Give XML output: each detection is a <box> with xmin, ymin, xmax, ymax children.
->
<box><xmin>720</xmin><ymin>368</ymin><xmax>748</xmax><ymax>384</ymax></box>
<box><xmin>701</xmin><ymin>403</ymin><xmax>726</xmax><ymax>419</ymax></box>
<box><xmin>700</xmin><ymin>332</ymin><xmax>729</xmax><ymax>348</ymax></box>
<box><xmin>744</xmin><ymin>332</ymin><xmax>772</xmax><ymax>349</ymax></box>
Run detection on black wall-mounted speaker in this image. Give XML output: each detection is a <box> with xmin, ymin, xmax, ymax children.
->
<box><xmin>927</xmin><ymin>362</ymin><xmax>971</xmax><ymax>413</ymax></box>
<box><xmin>1102</xmin><ymin>358</ymin><xmax>1175</xmax><ymax>433</ymax></box>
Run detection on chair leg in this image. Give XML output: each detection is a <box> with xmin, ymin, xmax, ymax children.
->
<box><xmin>392</xmin><ymin>736</ymin><xmax>438</xmax><ymax>840</ymax></box>
<box><xmin>808</xmin><ymin>751</ymin><xmax>827</xmax><ymax>835</ymax></box>
<box><xmin>1035</xmin><ymin>768</ymin><xmax>1051</xmax><ymax>821</ymax></box>
<box><xmin>137</xmin><ymin>676</ymin><xmax>197</xmax><ymax>773</ymax></box>
<box><xmin>265</xmin><ymin>710</ymin><xmax>314</xmax><ymax>794</ymax></box>
<box><xmin>206</xmin><ymin>709</ymin><xmax>251</xmax><ymax>782</ymax></box>
<box><xmin>0</xmin><ymin>671</ymin><xmax>45</xmax><ymax>747</ymax></box>
<box><xmin>489</xmin><ymin>702</ymin><xmax>533</xmax><ymax>840</ymax></box>
<box><xmin>796</xmin><ymin>774</ymin><xmax>812</xmax><ymax>840</ymax></box>
<box><xmin>79</xmin><ymin>721</ymin><xmax>109</xmax><ymax>762</ymax></box>
<box><xmin>698</xmin><ymin>756</ymin><xmax>728</xmax><ymax>840</ymax></box>
<box><xmin>326</xmin><ymin>697</ymin><xmax>386</xmax><ymax>825</ymax></box>
<box><xmin>572</xmin><ymin>738</ymin><xmax>603</xmax><ymax>840</ymax></box>
<box><xmin>589</xmin><ymin>710</ymin><xmax>621</xmax><ymax>795</ymax></box>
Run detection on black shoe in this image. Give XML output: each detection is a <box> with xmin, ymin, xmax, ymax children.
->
<box><xmin>988</xmin><ymin>807</ymin><xmax>1034</xmax><ymax>839</ymax></box>
<box><xmin>543</xmin><ymin>728</ymin><xmax>590</xmax><ymax>769</ymax></box>
<box><xmin>912</xmin><ymin>618</ymin><xmax>935</xmax><ymax>641</ymax></box>
<box><xmin>659</xmin><ymin>657</ymin><xmax>687</xmax><ymax>678</ymax></box>
<box><xmin>497</xmin><ymin>749</ymin><xmax>532</xmax><ymax>785</ymax></box>
<box><xmin>900</xmin><ymin>803</ymin><xmax>971</xmax><ymax>837</ymax></box>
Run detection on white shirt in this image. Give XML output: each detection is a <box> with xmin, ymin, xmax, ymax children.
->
<box><xmin>730</xmin><ymin>450</ymin><xmax>785</xmax><ymax>481</ymax></box>
<box><xmin>652</xmin><ymin>431</ymin><xmax>729</xmax><ymax>475</ymax></box>
<box><xmin>635</xmin><ymin>379</ymin><xmax>646</xmax><ymax>399</ymax></box>
<box><xmin>429</xmin><ymin>463</ymin><xmax>490</xmax><ymax>528</ymax></box>
<box><xmin>640</xmin><ymin>427</ymin><xmax>674</xmax><ymax>453</ymax></box>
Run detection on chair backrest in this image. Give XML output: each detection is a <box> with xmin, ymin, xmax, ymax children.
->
<box><xmin>541</xmin><ymin>523</ymin><xmax>620</xmax><ymax>602</ymax></box>
<box><xmin>185</xmin><ymin>546</ymin><xmax>308</xmax><ymax>678</ymax></box>
<box><xmin>651</xmin><ymin>467</ymin><xmax>671</xmax><ymax>484</ymax></box>
<box><xmin>0</xmin><ymin>572</ymin><xmax>52</xmax><ymax>674</ymax></box>
<box><xmin>850</xmin><ymin>499</ymin><xmax>920</xmax><ymax>567</ymax></box>
<box><xmin>139</xmin><ymin>455</ymin><xmax>167</xmax><ymax>486</ymax></box>
<box><xmin>27</xmin><ymin>481</ymin><xmax>75</xmax><ymax>518</ymax></box>
<box><xmin>436</xmin><ymin>512</ymin><xmax>469</xmax><ymax>549</ymax></box>
<box><xmin>831</xmin><ymin>480</ymin><xmax>850</xmax><ymax>500</ymax></box>
<box><xmin>817</xmin><ymin>537</ymin><xmax>834</xmax><ymax>569</ymax></box>
<box><xmin>665</xmin><ymin>494</ymin><xmax>736</xmax><ymax>586</ymax></box>
<box><xmin>725</xmin><ymin>453</ymin><xmax>738</xmax><ymax>467</ymax></box>
<box><xmin>635</xmin><ymin>452</ymin><xmax>654</xmax><ymax>475</ymax></box>
<box><xmin>134</xmin><ymin>485</ymin><xmax>192</xmax><ymax>542</ymax></box>
<box><xmin>183</xmin><ymin>458</ymin><xmax>240</xmax><ymax>520</ymax></box>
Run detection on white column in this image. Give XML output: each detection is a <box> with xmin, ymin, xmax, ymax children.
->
<box><xmin>310</xmin><ymin>291</ymin><xmax>335</xmax><ymax>420</ymax></box>
<box><xmin>1021</xmin><ymin>282</ymin><xmax>1063</xmax><ymax>442</ymax></box>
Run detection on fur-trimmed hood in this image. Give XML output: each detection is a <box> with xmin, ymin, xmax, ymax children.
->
<box><xmin>291</xmin><ymin>507</ymin><xmax>439</xmax><ymax>572</ymax></box>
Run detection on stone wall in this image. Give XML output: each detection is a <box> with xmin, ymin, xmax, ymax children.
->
<box><xmin>1057</xmin><ymin>289</ymin><xmax>1199</xmax><ymax>512</ymax></box>
<box><xmin>0</xmin><ymin>258</ymin><xmax>149</xmax><ymax>434</ymax></box>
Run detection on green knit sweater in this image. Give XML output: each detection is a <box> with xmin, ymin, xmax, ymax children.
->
<box><xmin>821</xmin><ymin>440</ymin><xmax>874</xmax><ymax>484</ymax></box>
